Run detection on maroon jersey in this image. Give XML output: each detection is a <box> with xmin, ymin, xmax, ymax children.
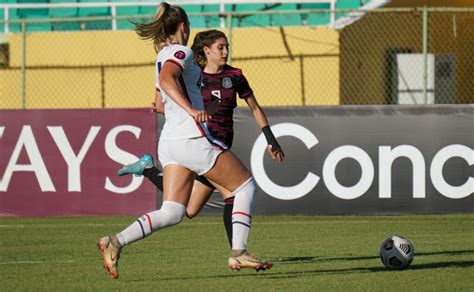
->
<box><xmin>201</xmin><ymin>65</ymin><xmax>253</xmax><ymax>148</ymax></box>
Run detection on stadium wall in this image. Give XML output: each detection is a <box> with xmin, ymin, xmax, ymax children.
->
<box><xmin>0</xmin><ymin>105</ymin><xmax>472</xmax><ymax>216</ymax></box>
<box><xmin>203</xmin><ymin>105</ymin><xmax>474</xmax><ymax>215</ymax></box>
<box><xmin>1</xmin><ymin>27</ymin><xmax>339</xmax><ymax>108</ymax></box>
<box><xmin>0</xmin><ymin>108</ymin><xmax>158</xmax><ymax>216</ymax></box>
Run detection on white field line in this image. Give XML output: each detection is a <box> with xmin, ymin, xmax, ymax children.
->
<box><xmin>0</xmin><ymin>260</ymin><xmax>74</xmax><ymax>265</ymax></box>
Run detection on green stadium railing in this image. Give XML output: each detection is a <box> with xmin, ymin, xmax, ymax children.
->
<box><xmin>0</xmin><ymin>0</ymin><xmax>380</xmax><ymax>33</ymax></box>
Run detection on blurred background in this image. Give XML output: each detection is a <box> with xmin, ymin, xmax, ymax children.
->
<box><xmin>1</xmin><ymin>0</ymin><xmax>473</xmax><ymax>109</ymax></box>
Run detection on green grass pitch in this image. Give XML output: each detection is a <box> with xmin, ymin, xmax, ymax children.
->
<box><xmin>1</xmin><ymin>214</ymin><xmax>473</xmax><ymax>290</ymax></box>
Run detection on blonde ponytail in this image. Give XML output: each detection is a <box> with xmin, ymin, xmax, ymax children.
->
<box><xmin>134</xmin><ymin>2</ymin><xmax>188</xmax><ymax>51</ymax></box>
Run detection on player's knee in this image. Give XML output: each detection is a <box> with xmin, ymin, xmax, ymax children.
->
<box><xmin>161</xmin><ymin>201</ymin><xmax>186</xmax><ymax>226</ymax></box>
<box><xmin>186</xmin><ymin>210</ymin><xmax>198</xmax><ymax>219</ymax></box>
<box><xmin>234</xmin><ymin>177</ymin><xmax>256</xmax><ymax>198</ymax></box>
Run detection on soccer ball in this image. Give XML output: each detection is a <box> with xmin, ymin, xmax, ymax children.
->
<box><xmin>379</xmin><ymin>235</ymin><xmax>414</xmax><ymax>269</ymax></box>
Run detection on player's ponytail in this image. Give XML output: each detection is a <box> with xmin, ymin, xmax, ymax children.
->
<box><xmin>134</xmin><ymin>2</ymin><xmax>188</xmax><ymax>51</ymax></box>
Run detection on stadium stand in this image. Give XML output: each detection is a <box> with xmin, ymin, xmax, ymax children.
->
<box><xmin>335</xmin><ymin>0</ymin><xmax>364</xmax><ymax>19</ymax></box>
<box><xmin>270</xmin><ymin>3</ymin><xmax>301</xmax><ymax>26</ymax></box>
<box><xmin>116</xmin><ymin>0</ymin><xmax>139</xmax><ymax>30</ymax></box>
<box><xmin>17</xmin><ymin>0</ymin><xmax>48</xmax><ymax>18</ymax></box>
<box><xmin>78</xmin><ymin>0</ymin><xmax>111</xmax><ymax>30</ymax></box>
<box><xmin>0</xmin><ymin>0</ymin><xmax>17</xmax><ymax>32</ymax></box>
<box><xmin>137</xmin><ymin>0</ymin><xmax>157</xmax><ymax>15</ymax></box>
<box><xmin>16</xmin><ymin>0</ymin><xmax>52</xmax><ymax>32</ymax></box>
<box><xmin>78</xmin><ymin>0</ymin><xmax>109</xmax><ymax>17</ymax></box>
<box><xmin>301</xmin><ymin>3</ymin><xmax>331</xmax><ymax>26</ymax></box>
<box><xmin>182</xmin><ymin>4</ymin><xmax>206</xmax><ymax>29</ymax></box>
<box><xmin>233</xmin><ymin>4</ymin><xmax>270</xmax><ymax>27</ymax></box>
<box><xmin>202</xmin><ymin>4</ymin><xmax>221</xmax><ymax>28</ymax></box>
<box><xmin>49</xmin><ymin>0</ymin><xmax>80</xmax><ymax>31</ymax></box>
<box><xmin>0</xmin><ymin>0</ymin><xmax>376</xmax><ymax>33</ymax></box>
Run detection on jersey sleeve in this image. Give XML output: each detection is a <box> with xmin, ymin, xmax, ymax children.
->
<box><xmin>164</xmin><ymin>46</ymin><xmax>194</xmax><ymax>71</ymax></box>
<box><xmin>236</xmin><ymin>71</ymin><xmax>254</xmax><ymax>99</ymax></box>
<box><xmin>155</xmin><ymin>46</ymin><xmax>194</xmax><ymax>90</ymax></box>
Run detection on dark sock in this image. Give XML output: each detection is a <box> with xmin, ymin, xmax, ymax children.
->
<box><xmin>223</xmin><ymin>196</ymin><xmax>234</xmax><ymax>248</ymax></box>
<box><xmin>142</xmin><ymin>167</ymin><xmax>163</xmax><ymax>192</ymax></box>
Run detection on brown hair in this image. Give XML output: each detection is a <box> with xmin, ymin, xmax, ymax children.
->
<box><xmin>134</xmin><ymin>2</ymin><xmax>189</xmax><ymax>51</ymax></box>
<box><xmin>191</xmin><ymin>29</ymin><xmax>227</xmax><ymax>67</ymax></box>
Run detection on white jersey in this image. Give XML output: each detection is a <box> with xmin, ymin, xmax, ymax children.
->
<box><xmin>156</xmin><ymin>44</ymin><xmax>206</xmax><ymax>140</ymax></box>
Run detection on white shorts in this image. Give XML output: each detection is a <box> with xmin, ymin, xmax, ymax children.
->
<box><xmin>158</xmin><ymin>137</ymin><xmax>226</xmax><ymax>176</ymax></box>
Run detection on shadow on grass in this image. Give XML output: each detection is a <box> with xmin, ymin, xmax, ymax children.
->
<box><xmin>275</xmin><ymin>260</ymin><xmax>474</xmax><ymax>278</ymax></box>
<box><xmin>145</xmin><ymin>260</ymin><xmax>474</xmax><ymax>283</ymax></box>
<box><xmin>273</xmin><ymin>249</ymin><xmax>474</xmax><ymax>264</ymax></box>
<box><xmin>259</xmin><ymin>260</ymin><xmax>474</xmax><ymax>280</ymax></box>
<box><xmin>135</xmin><ymin>249</ymin><xmax>474</xmax><ymax>282</ymax></box>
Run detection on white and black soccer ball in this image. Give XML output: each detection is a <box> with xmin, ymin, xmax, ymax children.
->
<box><xmin>379</xmin><ymin>235</ymin><xmax>414</xmax><ymax>270</ymax></box>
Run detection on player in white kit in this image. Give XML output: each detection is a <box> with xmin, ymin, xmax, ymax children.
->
<box><xmin>97</xmin><ymin>2</ymin><xmax>272</xmax><ymax>279</ymax></box>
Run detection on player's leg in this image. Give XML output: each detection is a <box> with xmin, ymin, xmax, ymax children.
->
<box><xmin>212</xmin><ymin>181</ymin><xmax>235</xmax><ymax>248</ymax></box>
<box><xmin>98</xmin><ymin>164</ymin><xmax>194</xmax><ymax>279</ymax></box>
<box><xmin>116</xmin><ymin>165</ymin><xmax>193</xmax><ymax>245</ymax></box>
<box><xmin>117</xmin><ymin>154</ymin><xmax>164</xmax><ymax>191</ymax></box>
<box><xmin>143</xmin><ymin>167</ymin><xmax>163</xmax><ymax>191</ymax></box>
<box><xmin>222</xmin><ymin>195</ymin><xmax>234</xmax><ymax>248</ymax></box>
<box><xmin>187</xmin><ymin>176</ymin><xmax>234</xmax><ymax>247</ymax></box>
<box><xmin>203</xmin><ymin>151</ymin><xmax>272</xmax><ymax>271</ymax></box>
<box><xmin>186</xmin><ymin>178</ymin><xmax>214</xmax><ymax>219</ymax></box>
<box><xmin>209</xmin><ymin>180</ymin><xmax>235</xmax><ymax>249</ymax></box>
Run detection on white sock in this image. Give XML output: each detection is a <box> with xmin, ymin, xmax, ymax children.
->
<box><xmin>231</xmin><ymin>177</ymin><xmax>256</xmax><ymax>251</ymax></box>
<box><xmin>116</xmin><ymin>201</ymin><xmax>186</xmax><ymax>246</ymax></box>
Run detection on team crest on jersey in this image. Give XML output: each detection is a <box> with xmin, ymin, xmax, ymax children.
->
<box><xmin>222</xmin><ymin>77</ymin><xmax>232</xmax><ymax>89</ymax></box>
<box><xmin>174</xmin><ymin>50</ymin><xmax>186</xmax><ymax>59</ymax></box>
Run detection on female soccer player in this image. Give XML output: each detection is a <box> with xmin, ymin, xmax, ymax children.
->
<box><xmin>98</xmin><ymin>3</ymin><xmax>271</xmax><ymax>279</ymax></box>
<box><xmin>118</xmin><ymin>29</ymin><xmax>285</xmax><ymax>249</ymax></box>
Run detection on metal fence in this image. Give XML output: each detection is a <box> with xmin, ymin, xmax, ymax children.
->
<box><xmin>1</xmin><ymin>7</ymin><xmax>473</xmax><ymax>109</ymax></box>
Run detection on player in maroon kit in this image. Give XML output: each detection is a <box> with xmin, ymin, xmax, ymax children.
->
<box><xmin>118</xmin><ymin>29</ymin><xmax>284</xmax><ymax>248</ymax></box>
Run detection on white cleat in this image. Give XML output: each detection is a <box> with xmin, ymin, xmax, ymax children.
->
<box><xmin>97</xmin><ymin>236</ymin><xmax>121</xmax><ymax>279</ymax></box>
<box><xmin>228</xmin><ymin>250</ymin><xmax>273</xmax><ymax>272</ymax></box>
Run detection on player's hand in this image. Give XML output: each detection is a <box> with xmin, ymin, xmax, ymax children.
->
<box><xmin>189</xmin><ymin>108</ymin><xmax>209</xmax><ymax>122</ymax></box>
<box><xmin>267</xmin><ymin>145</ymin><xmax>285</xmax><ymax>164</ymax></box>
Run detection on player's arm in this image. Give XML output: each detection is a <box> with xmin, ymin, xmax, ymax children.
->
<box><xmin>245</xmin><ymin>95</ymin><xmax>285</xmax><ymax>163</ymax></box>
<box><xmin>152</xmin><ymin>88</ymin><xmax>165</xmax><ymax>114</ymax></box>
<box><xmin>159</xmin><ymin>62</ymin><xmax>208</xmax><ymax>122</ymax></box>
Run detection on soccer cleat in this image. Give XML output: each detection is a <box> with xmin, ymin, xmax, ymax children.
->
<box><xmin>228</xmin><ymin>250</ymin><xmax>273</xmax><ymax>272</ymax></box>
<box><xmin>97</xmin><ymin>235</ymin><xmax>122</xmax><ymax>279</ymax></box>
<box><xmin>117</xmin><ymin>154</ymin><xmax>154</xmax><ymax>177</ymax></box>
